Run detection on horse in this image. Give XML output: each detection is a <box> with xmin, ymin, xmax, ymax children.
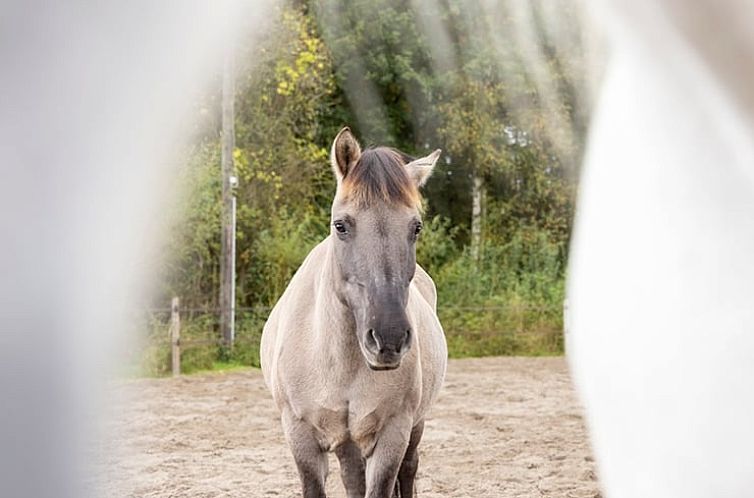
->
<box><xmin>261</xmin><ymin>127</ymin><xmax>447</xmax><ymax>498</ymax></box>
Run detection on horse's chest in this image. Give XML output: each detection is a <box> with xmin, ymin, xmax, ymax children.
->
<box><xmin>292</xmin><ymin>380</ymin><xmax>402</xmax><ymax>455</ymax></box>
<box><xmin>304</xmin><ymin>400</ymin><xmax>389</xmax><ymax>456</ymax></box>
<box><xmin>306</xmin><ymin>402</ymin><xmax>351</xmax><ymax>451</ymax></box>
<box><xmin>279</xmin><ymin>352</ymin><xmax>420</xmax><ymax>454</ymax></box>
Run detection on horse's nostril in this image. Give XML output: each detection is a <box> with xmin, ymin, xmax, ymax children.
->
<box><xmin>395</xmin><ymin>329</ymin><xmax>411</xmax><ymax>354</ymax></box>
<box><xmin>366</xmin><ymin>328</ymin><xmax>381</xmax><ymax>353</ymax></box>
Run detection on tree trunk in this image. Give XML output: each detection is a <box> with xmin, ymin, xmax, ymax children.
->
<box><xmin>470</xmin><ymin>173</ymin><xmax>484</xmax><ymax>260</ymax></box>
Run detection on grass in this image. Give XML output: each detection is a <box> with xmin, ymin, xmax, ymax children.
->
<box><xmin>189</xmin><ymin>360</ymin><xmax>256</xmax><ymax>375</ymax></box>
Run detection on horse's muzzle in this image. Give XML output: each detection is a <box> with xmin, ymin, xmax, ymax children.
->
<box><xmin>367</xmin><ymin>361</ymin><xmax>401</xmax><ymax>371</ymax></box>
<box><xmin>363</xmin><ymin>327</ymin><xmax>411</xmax><ymax>370</ymax></box>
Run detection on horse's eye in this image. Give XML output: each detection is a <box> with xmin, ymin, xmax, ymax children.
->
<box><xmin>414</xmin><ymin>222</ymin><xmax>423</xmax><ymax>236</ymax></box>
<box><xmin>333</xmin><ymin>221</ymin><xmax>348</xmax><ymax>234</ymax></box>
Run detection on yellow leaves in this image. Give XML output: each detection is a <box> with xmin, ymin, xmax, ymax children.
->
<box><xmin>232</xmin><ymin>147</ymin><xmax>245</xmax><ymax>165</ymax></box>
<box><xmin>253</xmin><ymin>169</ymin><xmax>282</xmax><ymax>189</ymax></box>
<box><xmin>295</xmin><ymin>54</ymin><xmax>314</xmax><ymax>77</ymax></box>
<box><xmin>275</xmin><ymin>41</ymin><xmax>322</xmax><ymax>95</ymax></box>
<box><xmin>251</xmin><ymin>166</ymin><xmax>283</xmax><ymax>198</ymax></box>
<box><xmin>297</xmin><ymin>141</ymin><xmax>328</xmax><ymax>164</ymax></box>
<box><xmin>272</xmin><ymin>7</ymin><xmax>334</xmax><ymax>99</ymax></box>
<box><xmin>277</xmin><ymin>79</ymin><xmax>291</xmax><ymax>96</ymax></box>
<box><xmin>233</xmin><ymin>147</ymin><xmax>249</xmax><ymax>182</ymax></box>
<box><xmin>235</xmin><ymin>146</ymin><xmax>284</xmax><ymax>195</ymax></box>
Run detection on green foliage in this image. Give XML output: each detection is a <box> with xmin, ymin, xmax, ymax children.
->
<box><xmin>158</xmin><ymin>143</ymin><xmax>223</xmax><ymax>309</ymax></box>
<box><xmin>433</xmin><ymin>231</ymin><xmax>564</xmax><ymax>308</ymax></box>
<box><xmin>431</xmin><ymin>227</ymin><xmax>566</xmax><ymax>358</ymax></box>
<box><xmin>253</xmin><ymin>210</ymin><xmax>327</xmax><ymax>304</ymax></box>
<box><xmin>231</xmin><ymin>7</ymin><xmax>341</xmax><ymax>308</ymax></box>
<box><xmin>415</xmin><ymin>215</ymin><xmax>461</xmax><ymax>275</ymax></box>
<box><xmin>313</xmin><ymin>0</ymin><xmax>434</xmax><ymax>147</ymax></box>
<box><xmin>136</xmin><ymin>309</ymin><xmax>268</xmax><ymax>377</ymax></box>
<box><xmin>143</xmin><ymin>1</ymin><xmax>588</xmax><ymax>375</ymax></box>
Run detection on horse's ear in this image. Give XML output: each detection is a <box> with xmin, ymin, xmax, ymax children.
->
<box><xmin>330</xmin><ymin>127</ymin><xmax>361</xmax><ymax>183</ymax></box>
<box><xmin>406</xmin><ymin>149</ymin><xmax>441</xmax><ymax>187</ymax></box>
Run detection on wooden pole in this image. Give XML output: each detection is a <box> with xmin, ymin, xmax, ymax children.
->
<box><xmin>230</xmin><ymin>193</ymin><xmax>237</xmax><ymax>342</ymax></box>
<box><xmin>220</xmin><ymin>33</ymin><xmax>236</xmax><ymax>347</ymax></box>
<box><xmin>171</xmin><ymin>297</ymin><xmax>181</xmax><ymax>376</ymax></box>
<box><xmin>470</xmin><ymin>173</ymin><xmax>483</xmax><ymax>261</ymax></box>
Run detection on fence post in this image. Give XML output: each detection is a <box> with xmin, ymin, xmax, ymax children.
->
<box><xmin>171</xmin><ymin>297</ymin><xmax>181</xmax><ymax>376</ymax></box>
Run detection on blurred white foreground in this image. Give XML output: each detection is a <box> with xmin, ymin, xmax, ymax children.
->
<box><xmin>0</xmin><ymin>2</ymin><xmax>272</xmax><ymax>497</ymax></box>
<box><xmin>2</xmin><ymin>1</ymin><xmax>753</xmax><ymax>497</ymax></box>
<box><xmin>569</xmin><ymin>1</ymin><xmax>754</xmax><ymax>497</ymax></box>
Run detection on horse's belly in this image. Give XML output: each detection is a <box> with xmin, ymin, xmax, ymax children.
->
<box><xmin>414</xmin><ymin>325</ymin><xmax>448</xmax><ymax>421</ymax></box>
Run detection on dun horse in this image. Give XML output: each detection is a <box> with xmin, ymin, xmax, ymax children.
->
<box><xmin>261</xmin><ymin>128</ymin><xmax>447</xmax><ymax>498</ymax></box>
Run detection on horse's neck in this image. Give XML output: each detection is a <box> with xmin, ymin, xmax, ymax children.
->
<box><xmin>311</xmin><ymin>238</ymin><xmax>360</xmax><ymax>353</ymax></box>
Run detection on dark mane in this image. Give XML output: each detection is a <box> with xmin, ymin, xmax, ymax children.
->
<box><xmin>340</xmin><ymin>147</ymin><xmax>420</xmax><ymax>208</ymax></box>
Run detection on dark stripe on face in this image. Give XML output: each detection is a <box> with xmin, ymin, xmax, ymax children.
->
<box><xmin>376</xmin><ymin>217</ymin><xmax>388</xmax><ymax>238</ymax></box>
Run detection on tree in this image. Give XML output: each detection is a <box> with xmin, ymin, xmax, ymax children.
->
<box><xmin>233</xmin><ymin>5</ymin><xmax>342</xmax><ymax>305</ymax></box>
<box><xmin>312</xmin><ymin>0</ymin><xmax>435</xmax><ymax>150</ymax></box>
<box><xmin>432</xmin><ymin>0</ymin><xmax>582</xmax><ymax>257</ymax></box>
<box><xmin>152</xmin><ymin>0</ymin><xmax>589</xmax><ymax>366</ymax></box>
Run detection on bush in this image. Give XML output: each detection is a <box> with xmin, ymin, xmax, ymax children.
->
<box><xmin>137</xmin><ymin>222</ymin><xmax>566</xmax><ymax>377</ymax></box>
<box><xmin>429</xmin><ymin>226</ymin><xmax>566</xmax><ymax>357</ymax></box>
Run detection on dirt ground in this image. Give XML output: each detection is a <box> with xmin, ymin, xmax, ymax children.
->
<box><xmin>95</xmin><ymin>357</ymin><xmax>600</xmax><ymax>498</ymax></box>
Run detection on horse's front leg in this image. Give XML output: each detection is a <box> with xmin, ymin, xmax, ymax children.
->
<box><xmin>364</xmin><ymin>416</ymin><xmax>411</xmax><ymax>498</ymax></box>
<box><xmin>396</xmin><ymin>420</ymin><xmax>424</xmax><ymax>498</ymax></box>
<box><xmin>335</xmin><ymin>440</ymin><xmax>366</xmax><ymax>498</ymax></box>
<box><xmin>282</xmin><ymin>408</ymin><xmax>329</xmax><ymax>498</ymax></box>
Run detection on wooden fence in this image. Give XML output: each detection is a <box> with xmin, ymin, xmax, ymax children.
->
<box><xmin>162</xmin><ymin>297</ymin><xmax>568</xmax><ymax>376</ymax></box>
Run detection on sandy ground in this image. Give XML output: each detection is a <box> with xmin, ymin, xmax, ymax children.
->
<box><xmin>94</xmin><ymin>357</ymin><xmax>601</xmax><ymax>497</ymax></box>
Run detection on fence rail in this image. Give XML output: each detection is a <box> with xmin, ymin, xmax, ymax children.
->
<box><xmin>146</xmin><ymin>304</ymin><xmax>558</xmax><ymax>314</ymax></box>
<box><xmin>138</xmin><ymin>298</ymin><xmax>566</xmax><ymax>376</ymax></box>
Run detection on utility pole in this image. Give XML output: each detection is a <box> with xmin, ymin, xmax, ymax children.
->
<box><xmin>220</xmin><ymin>35</ymin><xmax>236</xmax><ymax>347</ymax></box>
<box><xmin>470</xmin><ymin>172</ymin><xmax>483</xmax><ymax>261</ymax></box>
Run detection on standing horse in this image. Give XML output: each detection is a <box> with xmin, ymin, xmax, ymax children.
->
<box><xmin>261</xmin><ymin>127</ymin><xmax>447</xmax><ymax>498</ymax></box>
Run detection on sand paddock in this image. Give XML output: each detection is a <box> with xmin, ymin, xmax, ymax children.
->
<box><xmin>95</xmin><ymin>357</ymin><xmax>600</xmax><ymax>497</ymax></box>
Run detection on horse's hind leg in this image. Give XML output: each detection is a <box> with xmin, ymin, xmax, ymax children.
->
<box><xmin>282</xmin><ymin>409</ymin><xmax>328</xmax><ymax>498</ymax></box>
<box><xmin>335</xmin><ymin>440</ymin><xmax>366</xmax><ymax>498</ymax></box>
<box><xmin>396</xmin><ymin>420</ymin><xmax>424</xmax><ymax>498</ymax></box>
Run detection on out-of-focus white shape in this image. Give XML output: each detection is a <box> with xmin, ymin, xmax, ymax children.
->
<box><xmin>569</xmin><ymin>1</ymin><xmax>754</xmax><ymax>497</ymax></box>
<box><xmin>0</xmin><ymin>2</ymin><xmax>274</xmax><ymax>497</ymax></box>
